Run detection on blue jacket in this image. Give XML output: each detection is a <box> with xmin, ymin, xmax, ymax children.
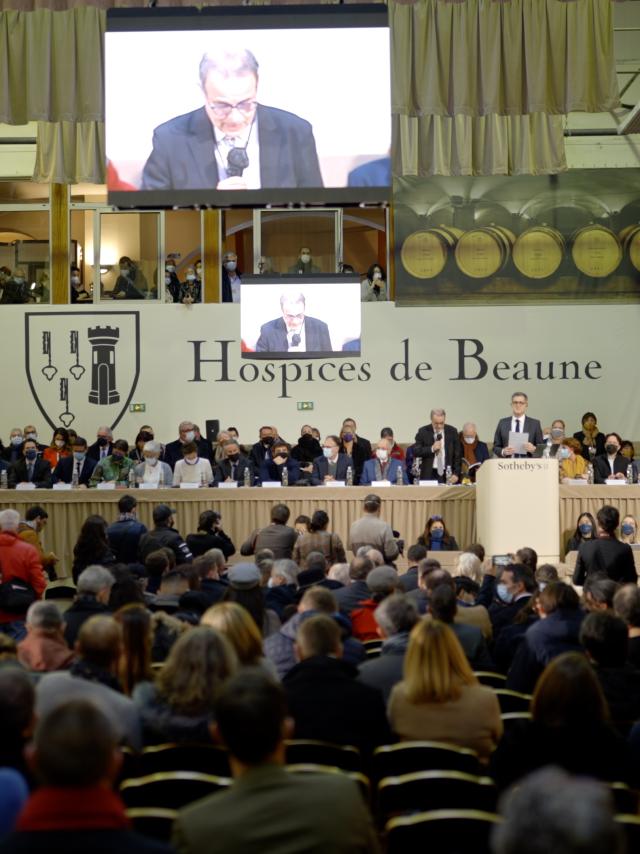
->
<box><xmin>507</xmin><ymin>608</ymin><xmax>585</xmax><ymax>694</ymax></box>
<box><xmin>360</xmin><ymin>458</ymin><xmax>408</xmax><ymax>485</ymax></box>
<box><xmin>259</xmin><ymin>457</ymin><xmax>301</xmax><ymax>485</ymax></box>
<box><xmin>107</xmin><ymin>517</ymin><xmax>148</xmax><ymax>565</ymax></box>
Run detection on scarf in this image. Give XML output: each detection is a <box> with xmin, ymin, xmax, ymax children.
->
<box><xmin>462</xmin><ymin>437</ymin><xmax>478</xmax><ymax>467</ymax></box>
<box><xmin>17</xmin><ymin>786</ymin><xmax>129</xmax><ymax>831</ymax></box>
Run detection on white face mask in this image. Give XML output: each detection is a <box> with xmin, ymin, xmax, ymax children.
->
<box><xmin>26</xmin><ymin>432</ymin><xmax>37</xmax><ymax>441</ymax></box>
<box><xmin>373</xmin><ymin>271</ymin><xmax>382</xmax><ymax>281</ymax></box>
<box><xmin>166</xmin><ymin>265</ymin><xmax>175</xmax><ymax>273</ymax></box>
<box><xmin>376</xmin><ymin>449</ymin><xmax>389</xmax><ymax>461</ymax></box>
<box><xmin>165</xmin><ymin>275</ymin><xmax>171</xmax><ymax>285</ymax></box>
<box><xmin>71</xmin><ymin>275</ymin><xmax>80</xmax><ymax>285</ymax></box>
<box><xmin>185</xmin><ymin>456</ymin><xmax>198</xmax><ymax>465</ymax></box>
<box><xmin>300</xmin><ymin>254</ymin><xmax>311</xmax><ymax>264</ymax></box>
<box><xmin>464</xmin><ymin>436</ymin><xmax>476</xmax><ymax>444</ymax></box>
<box><xmin>145</xmin><ymin>456</ymin><xmax>159</xmax><ymax>466</ymax></box>
<box><xmin>186</xmin><ymin>274</ymin><xmax>196</xmax><ymax>282</ymax></box>
<box><xmin>184</xmin><ymin>430</ymin><xmax>195</xmax><ymax>443</ymax></box>
<box><xmin>119</xmin><ymin>268</ymin><xmax>129</xmax><ymax>276</ymax></box>
<box><xmin>54</xmin><ymin>439</ymin><xmax>65</xmax><ymax>449</ymax></box>
<box><xmin>225</xmin><ymin>261</ymin><xmax>237</xmax><ymax>272</ymax></box>
<box><xmin>323</xmin><ymin>447</ymin><xmax>335</xmax><ymax>458</ymax></box>
<box><xmin>196</xmin><ymin>266</ymin><xmax>202</xmax><ymax>276</ymax></box>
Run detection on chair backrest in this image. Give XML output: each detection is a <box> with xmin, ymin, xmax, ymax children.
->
<box><xmin>474</xmin><ymin>671</ymin><xmax>507</xmax><ymax>688</ymax></box>
<box><xmin>385</xmin><ymin>809</ymin><xmax>502</xmax><ymax>854</ymax></box>
<box><xmin>499</xmin><ymin>712</ymin><xmax>532</xmax><ymax>733</ymax></box>
<box><xmin>285</xmin><ymin>739</ymin><xmax>362</xmax><ymax>773</ymax></box>
<box><xmin>494</xmin><ymin>689</ymin><xmax>532</xmax><ymax>713</ymax></box>
<box><xmin>378</xmin><ymin>770</ymin><xmax>497</xmax><ymax>818</ymax></box>
<box><xmin>120</xmin><ymin>770</ymin><xmax>231</xmax><ymax>810</ymax></box>
<box><xmin>609</xmin><ymin>782</ymin><xmax>639</xmax><ymax>815</ymax></box>
<box><xmin>125</xmin><ymin>808</ymin><xmax>178</xmax><ymax>842</ymax></box>
<box><xmin>615</xmin><ymin>814</ymin><xmax>640</xmax><ymax>853</ymax></box>
<box><xmin>285</xmin><ymin>763</ymin><xmax>370</xmax><ymax>801</ymax></box>
<box><xmin>137</xmin><ymin>742</ymin><xmax>232</xmax><ymax>777</ymax></box>
<box><xmin>373</xmin><ymin>741</ymin><xmax>481</xmax><ymax>780</ymax></box>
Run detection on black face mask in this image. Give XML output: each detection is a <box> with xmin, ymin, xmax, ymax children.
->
<box><xmin>299</xmin><ymin>434</ymin><xmax>315</xmax><ymax>446</ymax></box>
<box><xmin>227</xmin><ymin>453</ymin><xmax>240</xmax><ymax>463</ymax></box>
<box><xmin>97</xmin><ymin>436</ymin><xmax>108</xmax><ymax>447</ymax></box>
<box><xmin>276</xmin><ymin>452</ymin><xmax>289</xmax><ymax>461</ymax></box>
<box><xmin>139</xmin><ymin>431</ymin><xmax>153</xmax><ymax>442</ymax></box>
<box><xmin>606</xmin><ymin>444</ymin><xmax>618</xmax><ymax>455</ymax></box>
<box><xmin>262</xmin><ymin>437</ymin><xmax>274</xmax><ymax>447</ymax></box>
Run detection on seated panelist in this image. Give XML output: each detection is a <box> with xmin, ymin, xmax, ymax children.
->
<box><xmin>360</xmin><ymin>438</ymin><xmax>408</xmax><ymax>485</ymax></box>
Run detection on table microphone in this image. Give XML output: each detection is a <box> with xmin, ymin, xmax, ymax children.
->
<box><xmin>226</xmin><ymin>147</ymin><xmax>249</xmax><ymax>177</ymax></box>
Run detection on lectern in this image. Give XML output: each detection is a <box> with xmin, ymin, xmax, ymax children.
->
<box><xmin>476</xmin><ymin>458</ymin><xmax>559</xmax><ymax>564</ymax></box>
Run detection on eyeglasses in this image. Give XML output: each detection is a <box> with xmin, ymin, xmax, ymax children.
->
<box><xmin>207</xmin><ymin>99</ymin><xmax>257</xmax><ymax>117</ymax></box>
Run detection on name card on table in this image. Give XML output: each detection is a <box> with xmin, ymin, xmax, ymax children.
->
<box><xmin>15</xmin><ymin>482</ymin><xmax>37</xmax><ymax>490</ymax></box>
<box><xmin>326</xmin><ymin>481</ymin><xmax>346</xmax><ymax>487</ymax></box>
<box><xmin>96</xmin><ymin>482</ymin><xmax>116</xmax><ymax>490</ymax></box>
<box><xmin>565</xmin><ymin>479</ymin><xmax>589</xmax><ymax>486</ymax></box>
<box><xmin>137</xmin><ymin>482</ymin><xmax>159</xmax><ymax>489</ymax></box>
<box><xmin>52</xmin><ymin>483</ymin><xmax>72</xmax><ymax>491</ymax></box>
<box><xmin>605</xmin><ymin>479</ymin><xmax>627</xmax><ymax>486</ymax></box>
<box><xmin>419</xmin><ymin>480</ymin><xmax>440</xmax><ymax>487</ymax></box>
<box><xmin>371</xmin><ymin>480</ymin><xmax>391</xmax><ymax>488</ymax></box>
<box><xmin>180</xmin><ymin>482</ymin><xmax>202</xmax><ymax>489</ymax></box>
<box><xmin>218</xmin><ymin>482</ymin><xmax>238</xmax><ymax>489</ymax></box>
<box><xmin>261</xmin><ymin>481</ymin><xmax>282</xmax><ymax>488</ymax></box>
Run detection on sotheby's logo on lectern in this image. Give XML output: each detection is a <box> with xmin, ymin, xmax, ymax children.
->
<box><xmin>25</xmin><ymin>312</ymin><xmax>140</xmax><ymax>431</ymax></box>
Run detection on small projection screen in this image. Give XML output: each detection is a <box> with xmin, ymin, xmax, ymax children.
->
<box><xmin>105</xmin><ymin>5</ymin><xmax>391</xmax><ymax>208</ymax></box>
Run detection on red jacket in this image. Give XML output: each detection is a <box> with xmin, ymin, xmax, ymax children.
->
<box><xmin>0</xmin><ymin>531</ymin><xmax>46</xmax><ymax>622</ymax></box>
<box><xmin>350</xmin><ymin>598</ymin><xmax>380</xmax><ymax>642</ymax></box>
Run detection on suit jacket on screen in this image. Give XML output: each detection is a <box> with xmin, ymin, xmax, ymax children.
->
<box><xmin>255</xmin><ymin>316</ymin><xmax>332</xmax><ymax>353</ymax></box>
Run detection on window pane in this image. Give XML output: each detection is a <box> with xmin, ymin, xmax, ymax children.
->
<box><xmin>343</xmin><ymin>207</ymin><xmax>387</xmax><ymax>285</ymax></box>
<box><xmin>0</xmin><ymin>210</ymin><xmax>50</xmax><ymax>304</ymax></box>
<box><xmin>165</xmin><ymin>210</ymin><xmax>202</xmax><ymax>304</ymax></box>
<box><xmin>99</xmin><ymin>212</ymin><xmax>159</xmax><ymax>301</ymax></box>
<box><xmin>70</xmin><ymin>209</ymin><xmax>95</xmax><ymax>303</ymax></box>
<box><xmin>260</xmin><ymin>211</ymin><xmax>337</xmax><ymax>274</ymax></box>
<box><xmin>223</xmin><ymin>209</ymin><xmax>254</xmax><ymax>277</ymax></box>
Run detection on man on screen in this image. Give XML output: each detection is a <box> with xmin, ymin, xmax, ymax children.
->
<box><xmin>140</xmin><ymin>49</ymin><xmax>323</xmax><ymax>191</ymax></box>
<box><xmin>256</xmin><ymin>292</ymin><xmax>332</xmax><ymax>353</ymax></box>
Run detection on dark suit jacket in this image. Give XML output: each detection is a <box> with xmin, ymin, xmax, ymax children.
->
<box><xmin>492</xmin><ymin>416</ymin><xmax>544</xmax><ymax>457</ymax></box>
<box><xmin>141</xmin><ymin>105</ymin><xmax>323</xmax><ymax>190</ymax></box>
<box><xmin>52</xmin><ymin>455</ymin><xmax>96</xmax><ymax>486</ymax></box>
<box><xmin>413</xmin><ymin>423</ymin><xmax>462</xmax><ymax>480</ymax></box>
<box><xmin>86</xmin><ymin>441</ymin><xmax>114</xmax><ymax>463</ymax></box>
<box><xmin>593</xmin><ymin>453</ymin><xmax>629</xmax><ymax>484</ymax></box>
<box><xmin>259</xmin><ymin>457</ymin><xmax>301</xmax><ymax>485</ymax></box>
<box><xmin>255</xmin><ymin>316</ymin><xmax>331</xmax><ymax>353</ymax></box>
<box><xmin>9</xmin><ymin>458</ymin><xmax>52</xmax><ymax>488</ymax></box>
<box><xmin>213</xmin><ymin>455</ymin><xmax>254</xmax><ymax>486</ymax></box>
<box><xmin>573</xmin><ymin>536</ymin><xmax>637</xmax><ymax>585</ymax></box>
<box><xmin>310</xmin><ymin>453</ymin><xmax>353</xmax><ymax>485</ymax></box>
<box><xmin>338</xmin><ymin>437</ymin><xmax>372</xmax><ymax>485</ymax></box>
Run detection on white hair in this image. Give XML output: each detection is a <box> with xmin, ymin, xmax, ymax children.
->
<box><xmin>456</xmin><ymin>552</ymin><xmax>483</xmax><ymax>584</ymax></box>
<box><xmin>97</xmin><ymin>426</ymin><xmax>113</xmax><ymax>438</ymax></box>
<box><xmin>430</xmin><ymin>408</ymin><xmax>446</xmax><ymax>419</ymax></box>
<box><xmin>462</xmin><ymin>422</ymin><xmax>477</xmax><ymax>433</ymax></box>
<box><xmin>0</xmin><ymin>509</ymin><xmax>20</xmax><ymax>531</ymax></box>
<box><xmin>272</xmin><ymin>559</ymin><xmax>299</xmax><ymax>586</ymax></box>
<box><xmin>328</xmin><ymin>563</ymin><xmax>350</xmax><ymax>586</ymax></box>
<box><xmin>26</xmin><ymin>601</ymin><xmax>63</xmax><ymax>631</ymax></box>
<box><xmin>77</xmin><ymin>565</ymin><xmax>115</xmax><ymax>595</ymax></box>
<box><xmin>143</xmin><ymin>440</ymin><xmax>162</xmax><ymax>455</ymax></box>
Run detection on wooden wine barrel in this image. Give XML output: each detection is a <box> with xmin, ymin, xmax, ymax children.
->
<box><xmin>619</xmin><ymin>224</ymin><xmax>640</xmax><ymax>272</ymax></box>
<box><xmin>512</xmin><ymin>225</ymin><xmax>565</xmax><ymax>279</ymax></box>
<box><xmin>400</xmin><ymin>227</ymin><xmax>461</xmax><ymax>279</ymax></box>
<box><xmin>571</xmin><ymin>224</ymin><xmax>622</xmax><ymax>278</ymax></box>
<box><xmin>454</xmin><ymin>226</ymin><xmax>514</xmax><ymax>279</ymax></box>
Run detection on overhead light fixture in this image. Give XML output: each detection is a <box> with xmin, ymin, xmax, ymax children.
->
<box><xmin>618</xmin><ymin>101</ymin><xmax>640</xmax><ymax>135</ymax></box>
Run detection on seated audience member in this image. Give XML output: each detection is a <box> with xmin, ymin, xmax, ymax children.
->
<box><xmin>360</xmin><ymin>437</ymin><xmax>408</xmax><ymax>485</ymax></box>
<box><xmin>37</xmin><ymin>616</ymin><xmax>142</xmax><ymax>749</ymax></box>
<box><xmin>9</xmin><ymin>439</ymin><xmax>52</xmax><ymax>489</ymax></box>
<box><xmin>361</xmin><ymin>262</ymin><xmax>387</xmax><ymax>302</ymax></box>
<box><xmin>357</xmin><ymin>594</ymin><xmax>419</xmax><ymax>703</ymax></box>
<box><xmin>22</xmin><ymin>426</ymin><xmax>46</xmax><ymax>454</ymax></box>
<box><xmin>138</xmin><ymin>504</ymin><xmax>193</xmax><ymax>566</ymax></box>
<box><xmin>87</xmin><ymin>426</ymin><xmax>114</xmax><ymax>463</ymax></box>
<box><xmin>148</xmin><ymin>569</ymin><xmax>191</xmax><ymax>616</ymax></box>
<box><xmin>429</xmin><ymin>583</ymin><xmax>494</xmax><ymax>671</ymax></box>
<box><xmin>144</xmin><ymin>549</ymin><xmax>171</xmax><ymax>596</ymax></box>
<box><xmin>71</xmin><ymin>514</ymin><xmax>116</xmax><ymax>584</ymax></box>
<box><xmin>573</xmin><ymin>411</ymin><xmax>606</xmax><ymax>461</ymax></box>
<box><xmin>417</xmin><ymin>514</ymin><xmax>459</xmax><ymax>551</ymax></box>
<box><xmin>328</xmin><ymin>562</ymin><xmax>350</xmax><ymax>586</ymax></box>
<box><xmin>579</xmin><ymin>610</ymin><xmax>640</xmax><ymax>737</ymax></box>
<box><xmin>407</xmin><ymin>557</ymin><xmax>441</xmax><ymax>613</ymax></box>
<box><xmin>399</xmin><ymin>543</ymin><xmax>427</xmax><ymax>592</ymax></box>
<box><xmin>348</xmin><ymin>494</ymin><xmax>399</xmax><ymax>563</ymax></box>
<box><xmin>620</xmin><ymin>439</ymin><xmax>635</xmax><ymax>463</ymax></box>
<box><xmin>190</xmin><ymin>550</ymin><xmax>227</xmax><ymax>608</ymax></box>
<box><xmin>338</xmin><ymin>418</ymin><xmax>372</xmax><ymax>485</ymax></box>
<box><xmin>388</xmin><ymin>620</ymin><xmax>502</xmax><ymax>762</ymax></box>
<box><xmin>133</xmin><ymin>626</ymin><xmax>237</xmax><ymax>745</ymax></box>
<box><xmin>613</xmin><ymin>584</ymin><xmax>640</xmax><ymax>668</ymax></box>
<box><xmin>0</xmin><ymin>700</ymin><xmax>172</xmax><ymax>854</ymax></box>
<box><xmin>515</xmin><ymin>547</ymin><xmax>538</xmax><ymax>574</ymax></box>
<box><xmin>294</xmin><ymin>516</ymin><xmax>311</xmax><ymax>535</ymax></box>
<box><xmin>295</xmin><ymin>551</ymin><xmax>343</xmax><ymax>596</ymax></box>
<box><xmin>259</xmin><ymin>439</ymin><xmax>301</xmax><ymax>486</ymax></box>
<box><xmin>89</xmin><ymin>439</ymin><xmax>134</xmax><ymax>486</ymax></box>
<box><xmin>459</xmin><ymin>421</ymin><xmax>490</xmax><ymax>483</ymax></box>
<box><xmin>179</xmin><ymin>266</ymin><xmax>201</xmax><ymax>304</ymax></box>
<box><xmin>290</xmin><ymin>425</ymin><xmax>323</xmax><ymax>475</ymax></box>
<box><xmin>106</xmin><ymin>494</ymin><xmax>147</xmax><ymax>565</ymax></box>
<box><xmin>620</xmin><ymin>514</ymin><xmax>638</xmax><ymax>544</ymax></box>
<box><xmin>311</xmin><ymin>434</ymin><xmax>353</xmax><ymax>485</ymax></box>
<box><xmin>213</xmin><ymin>439</ymin><xmax>254</xmax><ymax>486</ymax></box>
<box><xmin>265</xmin><ymin>585</ymin><xmax>364</xmax><ymax>679</ymax></box>
<box><xmin>491</xmin><ymin>652</ymin><xmax>632</xmax><ymax>789</ymax></box>
<box><xmin>186</xmin><ymin>510</ymin><xmax>235</xmax><ymax>559</ymax></box>
<box><xmin>17</xmin><ymin>602</ymin><xmax>74</xmax><ymax>672</ymax></box>
<box><xmin>132</xmin><ymin>440</ymin><xmax>172</xmax><ymax>486</ymax></box>
<box><xmin>0</xmin><ymin>668</ymin><xmax>36</xmax><ymax>783</ymax></box>
<box><xmin>593</xmin><ymin>433</ymin><xmax>628</xmax><ymax>483</ymax></box>
<box><xmin>482</xmin><ymin>563</ymin><xmax>536</xmax><ymax>639</ymax></box>
<box><xmin>566</xmin><ymin>511</ymin><xmax>597</xmax><ymax>553</ymax></box>
<box><xmin>2</xmin><ymin>428</ymin><xmax>24</xmax><ymax>466</ymax></box>
<box><xmin>283</xmin><ymin>615</ymin><xmax>390</xmax><ymax>754</ymax></box>
<box><xmin>573</xmin><ymin>505</ymin><xmax>637</xmax><ymax>586</ymax></box>
<box><xmin>240</xmin><ymin>503</ymin><xmax>298</xmax><ymax>561</ymax></box>
<box><xmin>128</xmin><ymin>427</ymin><xmax>155</xmax><ymax>464</ymax></box>
<box><xmin>41</xmin><ymin>427</ymin><xmax>71</xmax><ymax>471</ymax></box>
<box><xmin>202</xmin><ymin>602</ymin><xmax>276</xmax><ymax>678</ymax></box>
<box><xmin>265</xmin><ymin>559</ymin><xmax>298</xmax><ymax>619</ymax></box>
<box><xmin>506</xmin><ymin>582</ymin><xmax>584</xmax><ymax>693</ymax></box>
<box><xmin>351</xmin><ymin>566</ymin><xmax>400</xmax><ymax>642</ymax></box>
<box><xmin>221</xmin><ymin>251</ymin><xmax>241</xmax><ymax>303</ymax></box>
<box><xmin>223</xmin><ymin>564</ymin><xmax>280</xmax><ymax>638</ymax></box>
<box><xmin>583</xmin><ymin>576</ymin><xmax>619</xmax><ymax>612</ymax></box>
<box><xmin>559</xmin><ymin>437</ymin><xmax>589</xmax><ymax>481</ymax></box>
<box><xmin>172</xmin><ymin>671</ymin><xmax>380</xmax><ymax>854</ymax></box>
<box><xmin>0</xmin><ymin>508</ymin><xmax>46</xmax><ymax>641</ymax></box>
<box><xmin>491</xmin><ymin>767</ymin><xmax>625</xmax><ymax>854</ymax></box>
<box><xmin>292</xmin><ymin>509</ymin><xmax>347</xmax><ymax>567</ymax></box>
<box><xmin>64</xmin><ymin>566</ymin><xmax>114</xmax><ymax>647</ymax></box>
<box><xmin>52</xmin><ymin>435</ymin><xmax>96</xmax><ymax>487</ymax></box>
<box><xmin>249</xmin><ymin>426</ymin><xmax>279</xmax><ymax>472</ymax></box>
<box><xmin>172</xmin><ymin>441</ymin><xmax>214</xmax><ymax>487</ymax></box>
<box><xmin>17</xmin><ymin>505</ymin><xmax>58</xmax><ymax>581</ymax></box>
<box><xmin>455</xmin><ymin>551</ymin><xmax>483</xmax><ymax>585</ymax></box>
<box><xmin>535</xmin><ymin>563</ymin><xmax>559</xmax><ymax>590</ymax></box>
<box><xmin>113</xmin><ymin>603</ymin><xmax>153</xmax><ymax>696</ymax></box>
<box><xmin>379</xmin><ymin>427</ymin><xmax>404</xmax><ymax>461</ymax></box>
<box><xmin>333</xmin><ymin>556</ymin><xmax>374</xmax><ymax>615</ymax></box>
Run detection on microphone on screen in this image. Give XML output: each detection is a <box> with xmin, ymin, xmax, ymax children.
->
<box><xmin>291</xmin><ymin>334</ymin><xmax>301</xmax><ymax>347</ymax></box>
<box><xmin>226</xmin><ymin>147</ymin><xmax>249</xmax><ymax>178</ymax></box>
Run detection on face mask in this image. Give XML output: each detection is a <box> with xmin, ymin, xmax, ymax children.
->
<box><xmin>606</xmin><ymin>444</ymin><xmax>618</xmax><ymax>455</ymax></box>
<box><xmin>276</xmin><ymin>452</ymin><xmax>289</xmax><ymax>461</ymax></box>
<box><xmin>184</xmin><ymin>431</ymin><xmax>195</xmax><ymax>443</ymax></box>
<box><xmin>551</xmin><ymin>428</ymin><xmax>564</xmax><ymax>440</ymax></box>
<box><xmin>431</xmin><ymin>528</ymin><xmax>444</xmax><ymax>540</ymax></box>
<box><xmin>10</xmin><ymin>436</ymin><xmax>22</xmax><ymax>446</ymax></box>
<box><xmin>376</xmin><ymin>449</ymin><xmax>389</xmax><ymax>461</ymax></box>
<box><xmin>262</xmin><ymin>436</ymin><xmax>274</xmax><ymax>447</ymax></box>
<box><xmin>342</xmin><ymin>432</ymin><xmax>354</xmax><ymax>442</ymax></box>
<box><xmin>165</xmin><ymin>275</ymin><xmax>171</xmax><ymax>285</ymax></box>
<box><xmin>166</xmin><ymin>265</ymin><xmax>175</xmax><ymax>273</ymax></box>
<box><xmin>538</xmin><ymin>581</ymin><xmax>547</xmax><ymax>592</ymax></box>
<box><xmin>185</xmin><ymin>456</ymin><xmax>198</xmax><ymax>465</ymax></box>
<box><xmin>145</xmin><ymin>456</ymin><xmax>159</xmax><ymax>467</ymax></box>
<box><xmin>622</xmin><ymin>523</ymin><xmax>635</xmax><ymax>536</ymax></box>
<box><xmin>97</xmin><ymin>436</ymin><xmax>108</xmax><ymax>447</ymax></box>
<box><xmin>464</xmin><ymin>436</ymin><xmax>476</xmax><ymax>445</ymax></box>
<box><xmin>578</xmin><ymin>523</ymin><xmax>592</xmax><ymax>537</ymax></box>
<box><xmin>111</xmin><ymin>452</ymin><xmax>124</xmax><ymax>461</ymax></box>
<box><xmin>140</xmin><ymin>431</ymin><xmax>153</xmax><ymax>442</ymax></box>
<box><xmin>186</xmin><ymin>274</ymin><xmax>196</xmax><ymax>282</ymax></box>
<box><xmin>496</xmin><ymin>583</ymin><xmax>514</xmax><ymax>604</ymax></box>
<box><xmin>323</xmin><ymin>447</ymin><xmax>335</xmax><ymax>458</ymax></box>
<box><xmin>373</xmin><ymin>271</ymin><xmax>382</xmax><ymax>281</ymax></box>
<box><xmin>71</xmin><ymin>275</ymin><xmax>80</xmax><ymax>285</ymax></box>
<box><xmin>267</xmin><ymin>577</ymin><xmax>275</xmax><ymax>589</ymax></box>
<box><xmin>73</xmin><ymin>451</ymin><xmax>86</xmax><ymax>462</ymax></box>
<box><xmin>300</xmin><ymin>254</ymin><xmax>311</xmax><ymax>264</ymax></box>
<box><xmin>119</xmin><ymin>268</ymin><xmax>129</xmax><ymax>276</ymax></box>
<box><xmin>26</xmin><ymin>432</ymin><xmax>37</xmax><ymax>441</ymax></box>
<box><xmin>196</xmin><ymin>266</ymin><xmax>202</xmax><ymax>276</ymax></box>
<box><xmin>14</xmin><ymin>277</ymin><xmax>24</xmax><ymax>285</ymax></box>
<box><xmin>557</xmin><ymin>447</ymin><xmax>570</xmax><ymax>460</ymax></box>
<box><xmin>225</xmin><ymin>261</ymin><xmax>237</xmax><ymax>272</ymax></box>
<box><xmin>25</xmin><ymin>449</ymin><xmax>37</xmax><ymax>461</ymax></box>
<box><xmin>54</xmin><ymin>439</ymin><xmax>65</xmax><ymax>449</ymax></box>
<box><xmin>227</xmin><ymin>453</ymin><xmax>240</xmax><ymax>463</ymax></box>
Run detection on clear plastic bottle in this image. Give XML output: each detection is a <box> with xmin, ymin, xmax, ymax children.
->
<box><xmin>396</xmin><ymin>464</ymin><xmax>404</xmax><ymax>486</ymax></box>
<box><xmin>0</xmin><ymin>469</ymin><xmax>8</xmax><ymax>490</ymax></box>
<box><xmin>158</xmin><ymin>467</ymin><xmax>165</xmax><ymax>488</ymax></box>
<box><xmin>627</xmin><ymin>464</ymin><xmax>635</xmax><ymax>485</ymax></box>
<box><xmin>281</xmin><ymin>466</ymin><xmax>289</xmax><ymax>487</ymax></box>
<box><xmin>128</xmin><ymin>467</ymin><xmax>136</xmax><ymax>489</ymax></box>
<box><xmin>200</xmin><ymin>470</ymin><xmax>208</xmax><ymax>488</ymax></box>
<box><xmin>346</xmin><ymin>466</ymin><xmax>353</xmax><ymax>487</ymax></box>
<box><xmin>445</xmin><ymin>465</ymin><xmax>453</xmax><ymax>485</ymax></box>
<box><xmin>542</xmin><ymin>445</ymin><xmax>551</xmax><ymax>459</ymax></box>
<box><xmin>587</xmin><ymin>463</ymin><xmax>594</xmax><ymax>485</ymax></box>
<box><xmin>243</xmin><ymin>466</ymin><xmax>251</xmax><ymax>488</ymax></box>
<box><xmin>412</xmin><ymin>456</ymin><xmax>422</xmax><ymax>486</ymax></box>
<box><xmin>71</xmin><ymin>467</ymin><xmax>79</xmax><ymax>489</ymax></box>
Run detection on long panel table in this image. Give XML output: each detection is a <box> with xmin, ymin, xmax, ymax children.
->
<box><xmin>3</xmin><ymin>485</ymin><xmax>639</xmax><ymax>579</ymax></box>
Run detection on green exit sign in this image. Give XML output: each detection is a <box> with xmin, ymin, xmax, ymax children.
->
<box><xmin>129</xmin><ymin>403</ymin><xmax>146</xmax><ymax>413</ymax></box>
<box><xmin>297</xmin><ymin>401</ymin><xmax>314</xmax><ymax>411</ymax></box>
